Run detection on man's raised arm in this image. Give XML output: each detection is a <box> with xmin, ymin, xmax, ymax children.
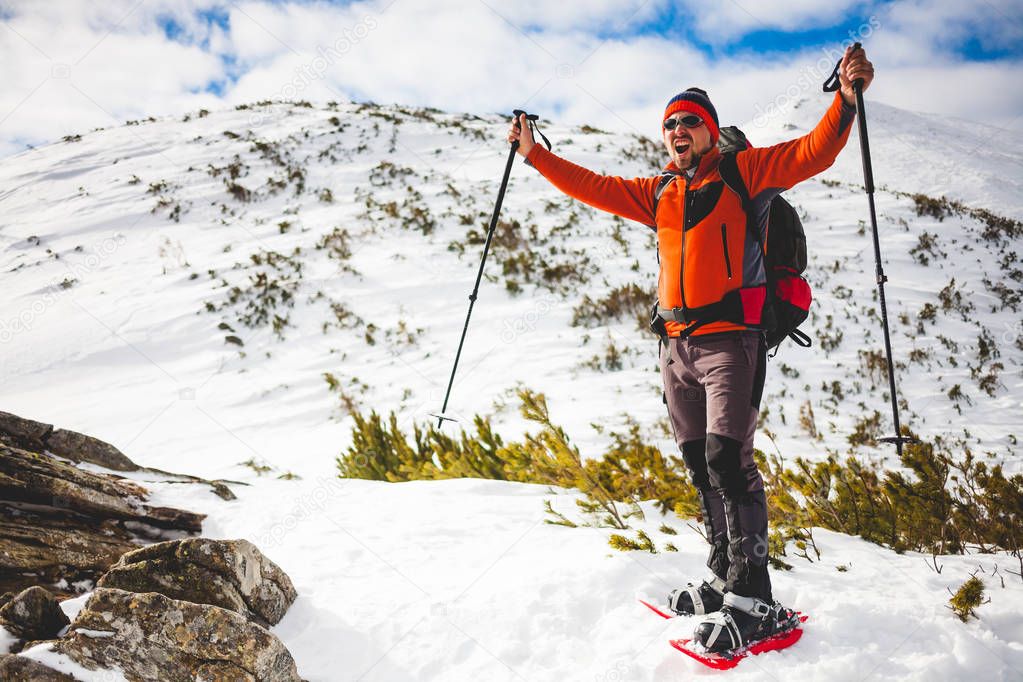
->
<box><xmin>739</xmin><ymin>45</ymin><xmax>875</xmax><ymax>197</ymax></box>
<box><xmin>509</xmin><ymin>113</ymin><xmax>660</xmax><ymax>227</ymax></box>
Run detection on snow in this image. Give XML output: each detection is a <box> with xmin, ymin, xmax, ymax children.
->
<box><xmin>0</xmin><ymin>97</ymin><xmax>1020</xmax><ymax>680</ymax></box>
<box><xmin>73</xmin><ymin>628</ymin><xmax>115</xmax><ymax>639</ymax></box>
<box><xmin>58</xmin><ymin>592</ymin><xmax>92</xmax><ymax>624</ymax></box>
<box><xmin>19</xmin><ymin>642</ymin><xmax>128</xmax><ymax>681</ymax></box>
<box><xmin>0</xmin><ymin>625</ymin><xmax>17</xmax><ymax>654</ymax></box>
<box><xmin>187</xmin><ymin>475</ymin><xmax>1023</xmax><ymax>681</ymax></box>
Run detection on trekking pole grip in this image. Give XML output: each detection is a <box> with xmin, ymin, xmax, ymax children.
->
<box><xmin>512</xmin><ymin>109</ymin><xmax>551</xmax><ymax>151</ymax></box>
<box><xmin>511</xmin><ymin>109</ymin><xmax>534</xmax><ymax>152</ymax></box>
<box><xmin>851</xmin><ymin>41</ymin><xmax>864</xmax><ymax>91</ymax></box>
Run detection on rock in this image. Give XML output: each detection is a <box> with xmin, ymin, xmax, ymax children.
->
<box><xmin>0</xmin><ymin>411</ymin><xmax>138</xmax><ymax>471</ymax></box>
<box><xmin>0</xmin><ymin>408</ymin><xmax>239</xmax><ymax>499</ymax></box>
<box><xmin>0</xmin><ymin>502</ymin><xmax>141</xmax><ymax>595</ymax></box>
<box><xmin>98</xmin><ymin>538</ymin><xmax>297</xmax><ymax>626</ymax></box>
<box><xmin>0</xmin><ymin>653</ymin><xmax>77</xmax><ymax>681</ymax></box>
<box><xmin>0</xmin><ymin>587</ymin><xmax>69</xmax><ymax>644</ymax></box>
<box><xmin>0</xmin><ymin>412</ymin><xmax>52</xmax><ymax>453</ymax></box>
<box><xmin>0</xmin><ymin>445</ymin><xmax>206</xmax><ymax>595</ymax></box>
<box><xmin>56</xmin><ymin>588</ymin><xmax>301</xmax><ymax>682</ymax></box>
<box><xmin>0</xmin><ymin>444</ymin><xmax>204</xmax><ymax>531</ymax></box>
<box><xmin>46</xmin><ymin>428</ymin><xmax>137</xmax><ymax>472</ymax></box>
<box><xmin>142</xmin><ymin>465</ymin><xmax>240</xmax><ymax>501</ymax></box>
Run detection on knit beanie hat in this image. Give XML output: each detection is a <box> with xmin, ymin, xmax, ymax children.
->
<box><xmin>663</xmin><ymin>87</ymin><xmax>719</xmax><ymax>145</ymax></box>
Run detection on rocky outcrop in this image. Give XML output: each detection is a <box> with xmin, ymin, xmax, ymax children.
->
<box><xmin>0</xmin><ymin>409</ymin><xmax>238</xmax><ymax>500</ymax></box>
<box><xmin>98</xmin><ymin>538</ymin><xmax>297</xmax><ymax>626</ymax></box>
<box><xmin>0</xmin><ymin>412</ymin><xmax>301</xmax><ymax>680</ymax></box>
<box><xmin>54</xmin><ymin>588</ymin><xmax>301</xmax><ymax>681</ymax></box>
<box><xmin>0</xmin><ymin>653</ymin><xmax>77</xmax><ymax>681</ymax></box>
<box><xmin>0</xmin><ymin>444</ymin><xmax>206</xmax><ymax>596</ymax></box>
<box><xmin>0</xmin><ymin>444</ymin><xmax>203</xmax><ymax>530</ymax></box>
<box><xmin>0</xmin><ymin>587</ymin><xmax>69</xmax><ymax>647</ymax></box>
<box><xmin>2</xmin><ymin>540</ymin><xmax>304</xmax><ymax>681</ymax></box>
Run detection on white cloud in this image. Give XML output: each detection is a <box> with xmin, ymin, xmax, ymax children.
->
<box><xmin>872</xmin><ymin>0</ymin><xmax>1023</xmax><ymax>58</ymax></box>
<box><xmin>679</xmin><ymin>0</ymin><xmax>872</xmax><ymax>42</ymax></box>
<box><xmin>0</xmin><ymin>0</ymin><xmax>226</xmax><ymax>156</ymax></box>
<box><xmin>0</xmin><ymin>0</ymin><xmax>1020</xmax><ymax>159</ymax></box>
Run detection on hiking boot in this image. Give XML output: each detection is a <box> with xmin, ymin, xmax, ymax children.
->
<box><xmin>692</xmin><ymin>592</ymin><xmax>799</xmax><ymax>654</ymax></box>
<box><xmin>667</xmin><ymin>574</ymin><xmax>726</xmax><ymax>616</ymax></box>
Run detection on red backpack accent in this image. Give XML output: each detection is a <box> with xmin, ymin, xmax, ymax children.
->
<box><xmin>717</xmin><ymin>126</ymin><xmax>813</xmax><ymax>351</ymax></box>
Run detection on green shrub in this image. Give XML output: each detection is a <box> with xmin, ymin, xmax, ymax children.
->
<box><xmin>207</xmin><ymin>248</ymin><xmax>304</xmax><ymax>339</ymax></box>
<box><xmin>938</xmin><ymin>278</ymin><xmax>975</xmax><ymax>320</ymax></box>
<box><xmin>337</xmin><ymin>394</ymin><xmax>1022</xmax><ymax>560</ymax></box>
<box><xmin>608</xmin><ymin>530</ymin><xmax>656</xmax><ymax>553</ymax></box>
<box><xmin>586</xmin><ymin>418</ymin><xmax>694</xmax><ymax>515</ymax></box>
<box><xmin>949</xmin><ymin>576</ymin><xmax>985</xmax><ymax>622</ymax></box>
<box><xmin>760</xmin><ymin>441</ymin><xmax>1022</xmax><ymax>556</ymax></box>
<box><xmin>909</xmin><ymin>231</ymin><xmax>946</xmax><ymax>265</ymax></box>
<box><xmin>337</xmin><ymin>390</ymin><xmax>691</xmax><ymax>529</ymax></box>
<box><xmin>571</xmin><ymin>283</ymin><xmax>649</xmax><ymax>329</ymax></box>
<box><xmin>911</xmin><ymin>193</ymin><xmax>952</xmax><ymax>220</ymax></box>
<box><xmin>338</xmin><ymin>410</ymin><xmax>513</xmax><ymax>483</ymax></box>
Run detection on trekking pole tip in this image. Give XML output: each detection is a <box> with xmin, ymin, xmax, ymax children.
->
<box><xmin>430</xmin><ymin>412</ymin><xmax>461</xmax><ymax>427</ymax></box>
<box><xmin>879</xmin><ymin>435</ymin><xmax>918</xmax><ymax>446</ymax></box>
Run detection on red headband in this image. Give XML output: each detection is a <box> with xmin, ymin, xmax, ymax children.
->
<box><xmin>664</xmin><ymin>100</ymin><xmax>719</xmax><ymax>145</ymax></box>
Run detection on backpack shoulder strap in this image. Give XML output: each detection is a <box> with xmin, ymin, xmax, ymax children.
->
<box><xmin>654</xmin><ymin>172</ymin><xmax>677</xmax><ymax>199</ymax></box>
<box><xmin>718</xmin><ymin>151</ymin><xmax>764</xmax><ymax>252</ymax></box>
<box><xmin>649</xmin><ymin>172</ymin><xmax>678</xmax><ymax>229</ymax></box>
<box><xmin>718</xmin><ymin>151</ymin><xmax>749</xmax><ymax>206</ymax></box>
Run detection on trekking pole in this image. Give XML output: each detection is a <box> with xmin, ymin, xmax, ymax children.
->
<box><xmin>434</xmin><ymin>110</ymin><xmax>543</xmax><ymax>427</ymax></box>
<box><xmin>845</xmin><ymin>42</ymin><xmax>915</xmax><ymax>456</ymax></box>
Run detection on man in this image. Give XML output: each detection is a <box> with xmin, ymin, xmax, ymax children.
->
<box><xmin>507</xmin><ymin>45</ymin><xmax>874</xmax><ymax>652</ymax></box>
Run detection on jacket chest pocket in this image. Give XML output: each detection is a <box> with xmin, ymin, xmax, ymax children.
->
<box><xmin>720</xmin><ymin>223</ymin><xmax>732</xmax><ymax>279</ymax></box>
<box><xmin>682</xmin><ymin>219</ymin><xmax>737</xmax><ymax>280</ymax></box>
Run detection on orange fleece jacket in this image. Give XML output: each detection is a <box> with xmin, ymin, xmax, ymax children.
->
<box><xmin>525</xmin><ymin>92</ymin><xmax>856</xmax><ymax>336</ymax></box>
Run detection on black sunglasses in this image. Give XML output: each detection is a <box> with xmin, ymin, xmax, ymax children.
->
<box><xmin>663</xmin><ymin>114</ymin><xmax>703</xmax><ymax>130</ymax></box>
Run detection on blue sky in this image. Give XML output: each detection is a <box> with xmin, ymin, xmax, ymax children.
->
<box><xmin>1</xmin><ymin>0</ymin><xmax>1021</xmax><ymax>158</ymax></box>
<box><xmin>640</xmin><ymin>2</ymin><xmax>1019</xmax><ymax>62</ymax></box>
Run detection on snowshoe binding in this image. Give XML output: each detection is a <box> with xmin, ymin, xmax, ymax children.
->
<box><xmin>667</xmin><ymin>574</ymin><xmax>726</xmax><ymax>616</ymax></box>
<box><xmin>691</xmin><ymin>592</ymin><xmax>800</xmax><ymax>655</ymax></box>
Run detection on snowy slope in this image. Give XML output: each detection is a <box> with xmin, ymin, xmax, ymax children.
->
<box><xmin>1</xmin><ymin>96</ymin><xmax>1022</xmax><ymax>680</ymax></box>
<box><xmin>1</xmin><ymin>97</ymin><xmax>1019</xmax><ymax>468</ymax></box>
<box><xmin>136</xmin><ymin>471</ymin><xmax>1023</xmax><ymax>681</ymax></box>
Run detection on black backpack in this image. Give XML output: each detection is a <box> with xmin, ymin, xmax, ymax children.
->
<box><xmin>650</xmin><ymin>126</ymin><xmax>813</xmax><ymax>352</ymax></box>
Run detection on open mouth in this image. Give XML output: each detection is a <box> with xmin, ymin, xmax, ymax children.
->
<box><xmin>674</xmin><ymin>141</ymin><xmax>691</xmax><ymax>155</ymax></box>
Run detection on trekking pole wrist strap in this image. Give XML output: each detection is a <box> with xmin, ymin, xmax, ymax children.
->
<box><xmin>512</xmin><ymin>109</ymin><xmax>552</xmax><ymax>151</ymax></box>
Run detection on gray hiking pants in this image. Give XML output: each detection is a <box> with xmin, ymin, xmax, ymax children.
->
<box><xmin>660</xmin><ymin>330</ymin><xmax>771</xmax><ymax>601</ymax></box>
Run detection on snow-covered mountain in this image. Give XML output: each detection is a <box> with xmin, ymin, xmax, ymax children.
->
<box><xmin>1</xmin><ymin>95</ymin><xmax>1021</xmax><ymax>680</ymax></box>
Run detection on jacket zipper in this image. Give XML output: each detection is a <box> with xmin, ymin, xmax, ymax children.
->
<box><xmin>680</xmin><ymin>174</ymin><xmax>693</xmax><ymax>310</ymax></box>
<box><xmin>721</xmin><ymin>222</ymin><xmax>732</xmax><ymax>279</ymax></box>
